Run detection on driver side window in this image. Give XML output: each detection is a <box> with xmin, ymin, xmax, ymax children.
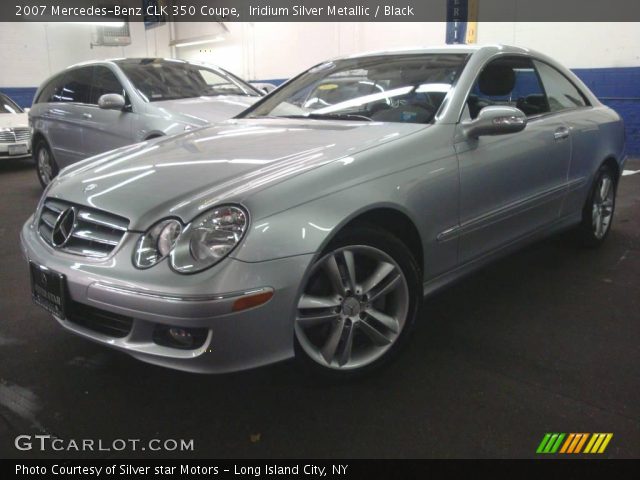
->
<box><xmin>467</xmin><ymin>57</ymin><xmax>549</xmax><ymax>119</ymax></box>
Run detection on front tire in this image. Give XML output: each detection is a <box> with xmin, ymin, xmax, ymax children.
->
<box><xmin>294</xmin><ymin>225</ymin><xmax>421</xmax><ymax>378</ymax></box>
<box><xmin>574</xmin><ymin>164</ymin><xmax>617</xmax><ymax>247</ymax></box>
<box><xmin>35</xmin><ymin>140</ymin><xmax>58</xmax><ymax>189</ymax></box>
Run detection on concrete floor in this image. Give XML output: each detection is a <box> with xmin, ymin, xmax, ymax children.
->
<box><xmin>0</xmin><ymin>158</ymin><xmax>638</xmax><ymax>459</ymax></box>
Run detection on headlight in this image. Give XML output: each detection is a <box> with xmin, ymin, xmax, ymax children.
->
<box><xmin>133</xmin><ymin>219</ymin><xmax>182</xmax><ymax>269</ymax></box>
<box><xmin>170</xmin><ymin>206</ymin><xmax>248</xmax><ymax>274</ymax></box>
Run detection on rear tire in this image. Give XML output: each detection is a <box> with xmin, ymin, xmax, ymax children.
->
<box><xmin>294</xmin><ymin>225</ymin><xmax>422</xmax><ymax>378</ymax></box>
<box><xmin>573</xmin><ymin>163</ymin><xmax>617</xmax><ymax>247</ymax></box>
<box><xmin>35</xmin><ymin>140</ymin><xmax>58</xmax><ymax>189</ymax></box>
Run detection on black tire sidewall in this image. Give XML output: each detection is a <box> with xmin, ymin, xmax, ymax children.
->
<box><xmin>35</xmin><ymin>140</ymin><xmax>58</xmax><ymax>189</ymax></box>
<box><xmin>294</xmin><ymin>224</ymin><xmax>422</xmax><ymax>378</ymax></box>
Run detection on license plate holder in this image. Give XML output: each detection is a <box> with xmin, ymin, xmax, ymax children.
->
<box><xmin>8</xmin><ymin>143</ymin><xmax>28</xmax><ymax>156</ymax></box>
<box><xmin>30</xmin><ymin>263</ymin><xmax>67</xmax><ymax>318</ymax></box>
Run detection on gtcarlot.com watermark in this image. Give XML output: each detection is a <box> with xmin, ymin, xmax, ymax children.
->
<box><xmin>15</xmin><ymin>435</ymin><xmax>194</xmax><ymax>452</ymax></box>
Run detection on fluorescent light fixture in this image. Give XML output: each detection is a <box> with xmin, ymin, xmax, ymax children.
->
<box><xmin>171</xmin><ymin>35</ymin><xmax>225</xmax><ymax>48</ymax></box>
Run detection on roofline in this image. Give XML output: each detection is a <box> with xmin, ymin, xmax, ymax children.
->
<box><xmin>332</xmin><ymin>44</ymin><xmax>537</xmax><ymax>61</ymax></box>
<box><xmin>63</xmin><ymin>57</ymin><xmax>202</xmax><ymax>70</ymax></box>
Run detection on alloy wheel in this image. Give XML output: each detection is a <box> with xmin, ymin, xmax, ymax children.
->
<box><xmin>592</xmin><ymin>173</ymin><xmax>615</xmax><ymax>239</ymax></box>
<box><xmin>295</xmin><ymin>245</ymin><xmax>409</xmax><ymax>370</ymax></box>
<box><xmin>37</xmin><ymin>147</ymin><xmax>53</xmax><ymax>186</ymax></box>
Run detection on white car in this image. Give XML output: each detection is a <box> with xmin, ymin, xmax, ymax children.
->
<box><xmin>0</xmin><ymin>93</ymin><xmax>30</xmax><ymax>160</ymax></box>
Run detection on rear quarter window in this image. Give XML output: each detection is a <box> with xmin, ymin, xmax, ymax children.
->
<box><xmin>35</xmin><ymin>74</ymin><xmax>64</xmax><ymax>104</ymax></box>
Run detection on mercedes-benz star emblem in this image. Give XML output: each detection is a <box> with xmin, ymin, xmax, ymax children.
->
<box><xmin>51</xmin><ymin>207</ymin><xmax>77</xmax><ymax>247</ymax></box>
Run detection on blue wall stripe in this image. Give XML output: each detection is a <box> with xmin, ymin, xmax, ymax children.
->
<box><xmin>0</xmin><ymin>87</ymin><xmax>37</xmax><ymax>109</ymax></box>
<box><xmin>572</xmin><ymin>67</ymin><xmax>640</xmax><ymax>155</ymax></box>
<box><xmin>2</xmin><ymin>67</ymin><xmax>639</xmax><ymax>153</ymax></box>
<box><xmin>251</xmin><ymin>78</ymin><xmax>288</xmax><ymax>87</ymax></box>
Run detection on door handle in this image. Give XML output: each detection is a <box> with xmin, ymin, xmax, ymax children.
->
<box><xmin>82</xmin><ymin>113</ymin><xmax>92</xmax><ymax>119</ymax></box>
<box><xmin>554</xmin><ymin>127</ymin><xmax>570</xmax><ymax>141</ymax></box>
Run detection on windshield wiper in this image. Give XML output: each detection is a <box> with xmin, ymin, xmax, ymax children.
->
<box><xmin>282</xmin><ymin>113</ymin><xmax>372</xmax><ymax>122</ymax></box>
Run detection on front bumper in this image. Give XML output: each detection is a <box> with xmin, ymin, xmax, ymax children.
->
<box><xmin>20</xmin><ymin>216</ymin><xmax>313</xmax><ymax>373</ymax></box>
<box><xmin>0</xmin><ymin>142</ymin><xmax>31</xmax><ymax>159</ymax></box>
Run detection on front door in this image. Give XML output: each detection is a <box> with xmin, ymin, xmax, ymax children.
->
<box><xmin>81</xmin><ymin>65</ymin><xmax>134</xmax><ymax>157</ymax></box>
<box><xmin>44</xmin><ymin>67</ymin><xmax>93</xmax><ymax>168</ymax></box>
<box><xmin>454</xmin><ymin>56</ymin><xmax>571</xmax><ymax>262</ymax></box>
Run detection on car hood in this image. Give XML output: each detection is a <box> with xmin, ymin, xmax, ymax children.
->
<box><xmin>152</xmin><ymin>95</ymin><xmax>260</xmax><ymax>125</ymax></box>
<box><xmin>0</xmin><ymin>112</ymin><xmax>28</xmax><ymax>129</ymax></box>
<box><xmin>53</xmin><ymin>118</ymin><xmax>427</xmax><ymax>230</ymax></box>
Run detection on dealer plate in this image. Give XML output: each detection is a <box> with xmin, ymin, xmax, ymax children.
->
<box><xmin>30</xmin><ymin>262</ymin><xmax>67</xmax><ymax>318</ymax></box>
<box><xmin>8</xmin><ymin>143</ymin><xmax>28</xmax><ymax>156</ymax></box>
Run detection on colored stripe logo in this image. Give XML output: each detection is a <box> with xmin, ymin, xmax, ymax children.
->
<box><xmin>537</xmin><ymin>433</ymin><xmax>613</xmax><ymax>454</ymax></box>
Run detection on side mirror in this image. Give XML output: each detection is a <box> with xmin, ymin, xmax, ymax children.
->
<box><xmin>98</xmin><ymin>93</ymin><xmax>126</xmax><ymax>110</ymax></box>
<box><xmin>462</xmin><ymin>106</ymin><xmax>527</xmax><ymax>138</ymax></box>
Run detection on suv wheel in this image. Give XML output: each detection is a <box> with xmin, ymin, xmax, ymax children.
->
<box><xmin>35</xmin><ymin>140</ymin><xmax>58</xmax><ymax>188</ymax></box>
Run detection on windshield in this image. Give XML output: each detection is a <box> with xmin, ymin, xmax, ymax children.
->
<box><xmin>243</xmin><ymin>53</ymin><xmax>468</xmax><ymax>123</ymax></box>
<box><xmin>118</xmin><ymin>60</ymin><xmax>260</xmax><ymax>102</ymax></box>
<box><xmin>0</xmin><ymin>94</ymin><xmax>23</xmax><ymax>114</ymax></box>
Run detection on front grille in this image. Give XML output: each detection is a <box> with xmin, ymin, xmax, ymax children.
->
<box><xmin>66</xmin><ymin>300</ymin><xmax>133</xmax><ymax>338</ymax></box>
<box><xmin>38</xmin><ymin>198</ymin><xmax>129</xmax><ymax>258</ymax></box>
<box><xmin>0</xmin><ymin>127</ymin><xmax>30</xmax><ymax>143</ymax></box>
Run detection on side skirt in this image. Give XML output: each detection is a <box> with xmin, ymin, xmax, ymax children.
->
<box><xmin>423</xmin><ymin>213</ymin><xmax>581</xmax><ymax>298</ymax></box>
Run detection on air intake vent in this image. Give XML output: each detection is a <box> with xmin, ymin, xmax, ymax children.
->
<box><xmin>95</xmin><ymin>21</ymin><xmax>131</xmax><ymax>46</ymax></box>
<box><xmin>38</xmin><ymin>198</ymin><xmax>129</xmax><ymax>258</ymax></box>
<box><xmin>67</xmin><ymin>300</ymin><xmax>133</xmax><ymax>338</ymax></box>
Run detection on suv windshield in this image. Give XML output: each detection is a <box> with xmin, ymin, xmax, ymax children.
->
<box><xmin>0</xmin><ymin>94</ymin><xmax>23</xmax><ymax>114</ymax></box>
<box><xmin>244</xmin><ymin>53</ymin><xmax>468</xmax><ymax>124</ymax></box>
<box><xmin>117</xmin><ymin>60</ymin><xmax>260</xmax><ymax>102</ymax></box>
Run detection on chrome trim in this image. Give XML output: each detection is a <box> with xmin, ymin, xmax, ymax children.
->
<box><xmin>436</xmin><ymin>226</ymin><xmax>460</xmax><ymax>243</ymax></box>
<box><xmin>51</xmin><ymin>207</ymin><xmax>77</xmax><ymax>247</ymax></box>
<box><xmin>72</xmin><ymin>229</ymin><xmax>121</xmax><ymax>246</ymax></box>
<box><xmin>436</xmin><ymin>177</ymin><xmax>587</xmax><ymax>242</ymax></box>
<box><xmin>455</xmin><ymin>52</ymin><xmax>593</xmax><ymax>124</ymax></box>
<box><xmin>92</xmin><ymin>283</ymin><xmax>273</xmax><ymax>303</ymax></box>
<box><xmin>40</xmin><ymin>211</ymin><xmax>56</xmax><ymax>228</ymax></box>
<box><xmin>38</xmin><ymin>198</ymin><xmax>130</xmax><ymax>259</ymax></box>
<box><xmin>554</xmin><ymin>127</ymin><xmax>570</xmax><ymax>141</ymax></box>
<box><xmin>77</xmin><ymin>211</ymin><xmax>128</xmax><ymax>232</ymax></box>
<box><xmin>43</xmin><ymin>202</ymin><xmax>63</xmax><ymax>214</ymax></box>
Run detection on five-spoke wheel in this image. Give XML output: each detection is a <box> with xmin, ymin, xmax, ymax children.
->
<box><xmin>592</xmin><ymin>172</ymin><xmax>615</xmax><ymax>240</ymax></box>
<box><xmin>294</xmin><ymin>226</ymin><xmax>420</xmax><ymax>375</ymax></box>
<box><xmin>35</xmin><ymin>140</ymin><xmax>58</xmax><ymax>188</ymax></box>
<box><xmin>575</xmin><ymin>163</ymin><xmax>617</xmax><ymax>247</ymax></box>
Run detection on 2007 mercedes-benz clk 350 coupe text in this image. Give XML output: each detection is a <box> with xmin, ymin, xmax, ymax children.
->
<box><xmin>21</xmin><ymin>45</ymin><xmax>626</xmax><ymax>376</ymax></box>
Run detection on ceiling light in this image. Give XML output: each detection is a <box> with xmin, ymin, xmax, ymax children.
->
<box><xmin>172</xmin><ymin>36</ymin><xmax>225</xmax><ymax>48</ymax></box>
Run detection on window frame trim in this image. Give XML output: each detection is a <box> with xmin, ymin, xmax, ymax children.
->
<box><xmin>532</xmin><ymin>58</ymin><xmax>591</xmax><ymax>113</ymax></box>
<box><xmin>89</xmin><ymin>65</ymin><xmax>128</xmax><ymax>108</ymax></box>
<box><xmin>456</xmin><ymin>52</ymin><xmax>593</xmax><ymax>124</ymax></box>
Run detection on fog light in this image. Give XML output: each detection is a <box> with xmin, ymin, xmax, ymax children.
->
<box><xmin>169</xmin><ymin>328</ymin><xmax>193</xmax><ymax>347</ymax></box>
<box><xmin>152</xmin><ymin>325</ymin><xmax>208</xmax><ymax>350</ymax></box>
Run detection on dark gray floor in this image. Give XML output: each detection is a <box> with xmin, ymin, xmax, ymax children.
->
<box><xmin>0</xmin><ymin>158</ymin><xmax>638</xmax><ymax>459</ymax></box>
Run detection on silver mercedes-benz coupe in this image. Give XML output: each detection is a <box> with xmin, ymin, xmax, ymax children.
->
<box><xmin>21</xmin><ymin>45</ymin><xmax>627</xmax><ymax>376</ymax></box>
<box><xmin>29</xmin><ymin>58</ymin><xmax>262</xmax><ymax>188</ymax></box>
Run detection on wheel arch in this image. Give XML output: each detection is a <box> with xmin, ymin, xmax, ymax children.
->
<box><xmin>144</xmin><ymin>132</ymin><xmax>165</xmax><ymax>141</ymax></box>
<box><xmin>601</xmin><ymin>156</ymin><xmax>621</xmax><ymax>183</ymax></box>
<box><xmin>31</xmin><ymin>130</ymin><xmax>51</xmax><ymax>152</ymax></box>
<box><xmin>323</xmin><ymin>206</ymin><xmax>424</xmax><ymax>275</ymax></box>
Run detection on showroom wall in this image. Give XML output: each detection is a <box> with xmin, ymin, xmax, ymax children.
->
<box><xmin>178</xmin><ymin>22</ymin><xmax>448</xmax><ymax>81</ymax></box>
<box><xmin>0</xmin><ymin>21</ymin><xmax>638</xmax><ymax>153</ymax></box>
<box><xmin>0</xmin><ymin>21</ymin><xmax>170</xmax><ymax>106</ymax></box>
